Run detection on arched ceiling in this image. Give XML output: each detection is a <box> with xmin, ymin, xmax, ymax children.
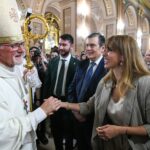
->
<box><xmin>17</xmin><ymin>0</ymin><xmax>149</xmax><ymax>31</ymax></box>
<box><xmin>140</xmin><ymin>0</ymin><xmax>150</xmax><ymax>9</ymax></box>
<box><xmin>129</xmin><ymin>0</ymin><xmax>150</xmax><ymax>21</ymax></box>
<box><xmin>142</xmin><ymin>18</ymin><xmax>149</xmax><ymax>33</ymax></box>
<box><xmin>125</xmin><ymin>5</ymin><xmax>137</xmax><ymax>27</ymax></box>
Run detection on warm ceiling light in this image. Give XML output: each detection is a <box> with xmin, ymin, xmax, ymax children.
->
<box><xmin>77</xmin><ymin>21</ymin><xmax>90</xmax><ymax>39</ymax></box>
<box><xmin>117</xmin><ymin>19</ymin><xmax>125</xmax><ymax>34</ymax></box>
<box><xmin>18</xmin><ymin>10</ymin><xmax>22</xmax><ymax>19</ymax></box>
<box><xmin>77</xmin><ymin>0</ymin><xmax>90</xmax><ymax>16</ymax></box>
<box><xmin>137</xmin><ymin>28</ymin><xmax>142</xmax><ymax>48</ymax></box>
<box><xmin>137</xmin><ymin>28</ymin><xmax>142</xmax><ymax>38</ymax></box>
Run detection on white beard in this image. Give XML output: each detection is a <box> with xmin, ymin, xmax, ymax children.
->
<box><xmin>13</xmin><ymin>55</ymin><xmax>24</xmax><ymax>66</ymax></box>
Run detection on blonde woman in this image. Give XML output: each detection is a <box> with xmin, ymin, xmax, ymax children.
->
<box><xmin>60</xmin><ymin>35</ymin><xmax>150</xmax><ymax>150</ymax></box>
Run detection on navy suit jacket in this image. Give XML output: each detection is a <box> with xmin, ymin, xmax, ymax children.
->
<box><xmin>68</xmin><ymin>57</ymin><xmax>107</xmax><ymax>103</ymax></box>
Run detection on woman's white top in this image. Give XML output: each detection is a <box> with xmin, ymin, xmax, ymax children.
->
<box><xmin>107</xmin><ymin>97</ymin><xmax>125</xmax><ymax>125</ymax></box>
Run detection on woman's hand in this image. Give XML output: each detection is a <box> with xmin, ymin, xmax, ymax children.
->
<box><xmin>72</xmin><ymin>111</ymin><xmax>86</xmax><ymax>122</ymax></box>
<box><xmin>96</xmin><ymin>124</ymin><xmax>125</xmax><ymax>140</ymax></box>
<box><xmin>59</xmin><ymin>101</ymin><xmax>80</xmax><ymax>112</ymax></box>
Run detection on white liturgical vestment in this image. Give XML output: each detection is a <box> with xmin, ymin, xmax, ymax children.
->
<box><xmin>0</xmin><ymin>64</ymin><xmax>46</xmax><ymax>150</ymax></box>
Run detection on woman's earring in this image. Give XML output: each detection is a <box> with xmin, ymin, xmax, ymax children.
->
<box><xmin>120</xmin><ymin>56</ymin><xmax>124</xmax><ymax>66</ymax></box>
<box><xmin>120</xmin><ymin>61</ymin><xmax>123</xmax><ymax>66</ymax></box>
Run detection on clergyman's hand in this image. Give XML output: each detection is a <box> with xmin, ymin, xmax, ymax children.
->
<box><xmin>40</xmin><ymin>97</ymin><xmax>61</xmax><ymax>116</ymax></box>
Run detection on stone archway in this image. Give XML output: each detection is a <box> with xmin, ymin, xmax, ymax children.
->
<box><xmin>142</xmin><ymin>17</ymin><xmax>149</xmax><ymax>34</ymax></box>
<box><xmin>41</xmin><ymin>0</ymin><xmax>61</xmax><ymax>54</ymax></box>
<box><xmin>44</xmin><ymin>12</ymin><xmax>60</xmax><ymax>54</ymax></box>
<box><xmin>42</xmin><ymin>0</ymin><xmax>61</xmax><ymax>17</ymax></box>
<box><xmin>141</xmin><ymin>17</ymin><xmax>150</xmax><ymax>52</ymax></box>
<box><xmin>90</xmin><ymin>0</ymin><xmax>117</xmax><ymax>38</ymax></box>
<box><xmin>124</xmin><ymin>5</ymin><xmax>137</xmax><ymax>39</ymax></box>
<box><xmin>76</xmin><ymin>0</ymin><xmax>117</xmax><ymax>52</ymax></box>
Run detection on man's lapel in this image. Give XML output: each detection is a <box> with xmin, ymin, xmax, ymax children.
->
<box><xmin>66</xmin><ymin>56</ymin><xmax>77</xmax><ymax>80</ymax></box>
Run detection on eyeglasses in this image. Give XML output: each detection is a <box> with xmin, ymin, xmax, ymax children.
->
<box><xmin>1</xmin><ymin>42</ymin><xmax>25</xmax><ymax>49</ymax></box>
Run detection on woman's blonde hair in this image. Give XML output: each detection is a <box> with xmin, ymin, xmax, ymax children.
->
<box><xmin>104</xmin><ymin>35</ymin><xmax>150</xmax><ymax>96</ymax></box>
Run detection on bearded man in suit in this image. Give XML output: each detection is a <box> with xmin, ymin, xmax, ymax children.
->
<box><xmin>43</xmin><ymin>34</ymin><xmax>79</xmax><ymax>150</ymax></box>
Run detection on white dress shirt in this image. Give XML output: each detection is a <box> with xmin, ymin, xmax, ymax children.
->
<box><xmin>54</xmin><ymin>53</ymin><xmax>71</xmax><ymax>96</ymax></box>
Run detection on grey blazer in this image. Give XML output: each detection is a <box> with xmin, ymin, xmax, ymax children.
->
<box><xmin>79</xmin><ymin>76</ymin><xmax>150</xmax><ymax>150</ymax></box>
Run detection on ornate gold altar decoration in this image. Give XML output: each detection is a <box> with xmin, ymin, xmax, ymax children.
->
<box><xmin>23</xmin><ymin>14</ymin><xmax>50</xmax><ymax>69</ymax></box>
<box><xmin>45</xmin><ymin>12</ymin><xmax>60</xmax><ymax>53</ymax></box>
<box><xmin>23</xmin><ymin>14</ymin><xmax>49</xmax><ymax>111</ymax></box>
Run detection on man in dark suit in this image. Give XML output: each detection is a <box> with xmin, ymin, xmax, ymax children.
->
<box><xmin>68</xmin><ymin>33</ymin><xmax>107</xmax><ymax>150</ymax></box>
<box><xmin>43</xmin><ymin>34</ymin><xmax>78</xmax><ymax>150</ymax></box>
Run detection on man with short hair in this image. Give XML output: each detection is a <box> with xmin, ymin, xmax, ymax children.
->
<box><xmin>43</xmin><ymin>34</ymin><xmax>79</xmax><ymax>150</ymax></box>
<box><xmin>68</xmin><ymin>32</ymin><xmax>107</xmax><ymax>150</ymax></box>
<box><xmin>144</xmin><ymin>50</ymin><xmax>150</xmax><ymax>70</ymax></box>
<box><xmin>0</xmin><ymin>0</ymin><xmax>60</xmax><ymax>149</ymax></box>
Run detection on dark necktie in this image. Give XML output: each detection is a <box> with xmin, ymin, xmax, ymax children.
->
<box><xmin>56</xmin><ymin>59</ymin><xmax>65</xmax><ymax>97</ymax></box>
<box><xmin>78</xmin><ymin>62</ymin><xmax>96</xmax><ymax>101</ymax></box>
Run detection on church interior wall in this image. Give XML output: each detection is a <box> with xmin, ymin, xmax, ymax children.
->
<box><xmin>18</xmin><ymin>0</ymin><xmax>150</xmax><ymax>54</ymax></box>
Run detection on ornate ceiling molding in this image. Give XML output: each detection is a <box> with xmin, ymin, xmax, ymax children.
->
<box><xmin>103</xmin><ymin>0</ymin><xmax>113</xmax><ymax>16</ymax></box>
<box><xmin>32</xmin><ymin>0</ymin><xmax>45</xmax><ymax>14</ymax></box>
<box><xmin>126</xmin><ymin>6</ymin><xmax>137</xmax><ymax>27</ymax></box>
<box><xmin>140</xmin><ymin>0</ymin><xmax>150</xmax><ymax>9</ymax></box>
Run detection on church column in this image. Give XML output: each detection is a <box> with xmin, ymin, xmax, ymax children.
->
<box><xmin>60</xmin><ymin>0</ymin><xmax>76</xmax><ymax>52</ymax></box>
<box><xmin>76</xmin><ymin>0</ymin><xmax>91</xmax><ymax>53</ymax></box>
<box><xmin>137</xmin><ymin>1</ymin><xmax>144</xmax><ymax>49</ymax></box>
<box><xmin>116</xmin><ymin>0</ymin><xmax>125</xmax><ymax>35</ymax></box>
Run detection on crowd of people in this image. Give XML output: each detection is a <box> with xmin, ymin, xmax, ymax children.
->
<box><xmin>0</xmin><ymin>0</ymin><xmax>150</xmax><ymax>150</ymax></box>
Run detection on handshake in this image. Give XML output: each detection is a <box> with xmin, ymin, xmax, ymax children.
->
<box><xmin>40</xmin><ymin>97</ymin><xmax>85</xmax><ymax>122</ymax></box>
<box><xmin>40</xmin><ymin>97</ymin><xmax>67</xmax><ymax>116</ymax></box>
